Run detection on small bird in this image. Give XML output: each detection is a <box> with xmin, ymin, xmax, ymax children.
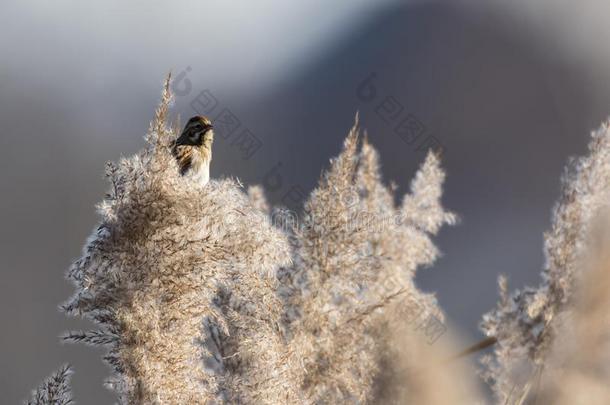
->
<box><xmin>172</xmin><ymin>116</ymin><xmax>214</xmax><ymax>186</ymax></box>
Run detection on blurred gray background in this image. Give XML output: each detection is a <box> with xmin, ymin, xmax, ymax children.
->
<box><xmin>2</xmin><ymin>0</ymin><xmax>610</xmax><ymax>402</ymax></box>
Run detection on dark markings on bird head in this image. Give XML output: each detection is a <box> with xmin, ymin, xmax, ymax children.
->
<box><xmin>175</xmin><ymin>115</ymin><xmax>214</xmax><ymax>146</ymax></box>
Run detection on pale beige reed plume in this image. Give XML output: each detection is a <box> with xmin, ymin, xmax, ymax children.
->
<box><xmin>481</xmin><ymin>120</ymin><xmax>610</xmax><ymax>404</ymax></box>
<box><xmin>52</xmin><ymin>77</ymin><xmax>474</xmax><ymax>404</ymax></box>
<box><xmin>535</xmin><ymin>212</ymin><xmax>610</xmax><ymax>404</ymax></box>
<box><xmin>61</xmin><ymin>77</ymin><xmax>292</xmax><ymax>403</ymax></box>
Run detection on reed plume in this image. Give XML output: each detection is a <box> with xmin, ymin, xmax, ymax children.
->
<box><xmin>55</xmin><ymin>78</ymin><xmax>458</xmax><ymax>404</ymax></box>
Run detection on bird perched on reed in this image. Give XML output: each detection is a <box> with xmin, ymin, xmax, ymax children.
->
<box><xmin>171</xmin><ymin>115</ymin><xmax>214</xmax><ymax>186</ymax></box>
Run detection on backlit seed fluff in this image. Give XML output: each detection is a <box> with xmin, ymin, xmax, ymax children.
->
<box><xmin>61</xmin><ymin>76</ymin><xmax>462</xmax><ymax>404</ymax></box>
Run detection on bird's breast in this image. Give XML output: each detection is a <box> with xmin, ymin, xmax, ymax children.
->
<box><xmin>173</xmin><ymin>144</ymin><xmax>211</xmax><ymax>186</ymax></box>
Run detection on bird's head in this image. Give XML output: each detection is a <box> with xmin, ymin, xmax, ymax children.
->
<box><xmin>177</xmin><ymin>115</ymin><xmax>214</xmax><ymax>147</ymax></box>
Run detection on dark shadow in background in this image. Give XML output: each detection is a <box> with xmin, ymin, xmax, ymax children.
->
<box><xmin>1</xmin><ymin>2</ymin><xmax>607</xmax><ymax>403</ymax></box>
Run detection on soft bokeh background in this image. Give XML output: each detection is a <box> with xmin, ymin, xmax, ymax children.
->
<box><xmin>3</xmin><ymin>0</ymin><xmax>610</xmax><ymax>402</ymax></box>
